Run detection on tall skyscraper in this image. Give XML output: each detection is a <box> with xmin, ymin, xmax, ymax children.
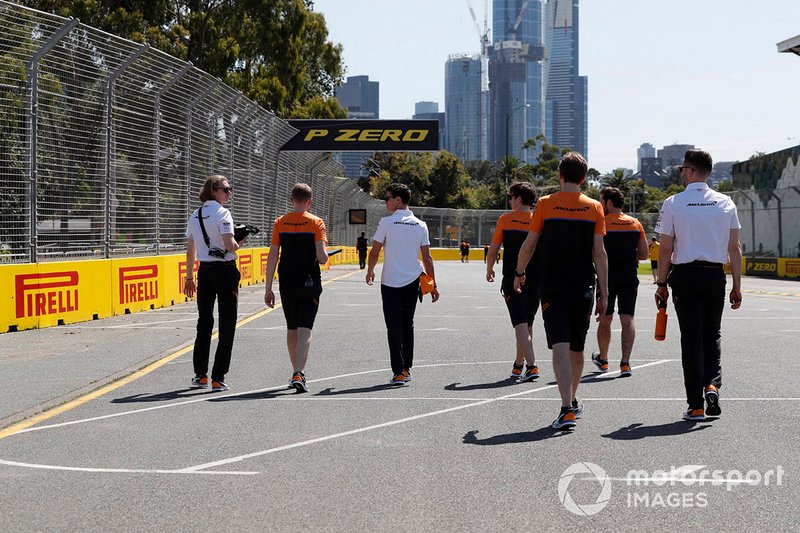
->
<box><xmin>491</xmin><ymin>0</ymin><xmax>546</xmax><ymax>163</ymax></box>
<box><xmin>334</xmin><ymin>75</ymin><xmax>379</xmax><ymax>179</ymax></box>
<box><xmin>544</xmin><ymin>0</ymin><xmax>588</xmax><ymax>157</ymax></box>
<box><xmin>413</xmin><ymin>101</ymin><xmax>447</xmax><ymax>153</ymax></box>
<box><xmin>445</xmin><ymin>54</ymin><xmax>487</xmax><ymax>161</ymax></box>
<box><xmin>637</xmin><ymin>143</ymin><xmax>656</xmax><ymax>171</ymax></box>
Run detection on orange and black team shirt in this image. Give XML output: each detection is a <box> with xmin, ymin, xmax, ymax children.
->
<box><xmin>604</xmin><ymin>213</ymin><xmax>646</xmax><ymax>282</ymax></box>
<box><xmin>271</xmin><ymin>211</ymin><xmax>327</xmax><ymax>285</ymax></box>
<box><xmin>491</xmin><ymin>211</ymin><xmax>540</xmax><ymax>282</ymax></box>
<box><xmin>529</xmin><ymin>191</ymin><xmax>605</xmax><ymax>288</ymax></box>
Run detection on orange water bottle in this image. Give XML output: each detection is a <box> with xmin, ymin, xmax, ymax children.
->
<box><xmin>655</xmin><ymin>299</ymin><xmax>667</xmax><ymax>341</ymax></box>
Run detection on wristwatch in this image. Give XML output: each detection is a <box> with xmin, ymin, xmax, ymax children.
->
<box><xmin>515</xmin><ymin>271</ymin><xmax>526</xmax><ymax>278</ymax></box>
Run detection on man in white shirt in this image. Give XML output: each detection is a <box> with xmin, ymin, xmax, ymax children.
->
<box><xmin>655</xmin><ymin>149</ymin><xmax>743</xmax><ymax>422</ymax></box>
<box><xmin>184</xmin><ymin>175</ymin><xmax>243</xmax><ymax>392</ymax></box>
<box><xmin>366</xmin><ymin>183</ymin><xmax>440</xmax><ymax>385</ymax></box>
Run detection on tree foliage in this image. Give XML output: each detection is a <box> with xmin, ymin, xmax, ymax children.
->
<box><xmin>24</xmin><ymin>0</ymin><xmax>346</xmax><ymax>117</ymax></box>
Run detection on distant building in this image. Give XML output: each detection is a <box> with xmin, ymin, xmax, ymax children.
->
<box><xmin>415</xmin><ymin>101</ymin><xmax>439</xmax><ymax>115</ymax></box>
<box><xmin>445</xmin><ymin>53</ymin><xmax>487</xmax><ymax>160</ymax></box>
<box><xmin>413</xmin><ymin>101</ymin><xmax>447</xmax><ymax>153</ymax></box>
<box><xmin>709</xmin><ymin>161</ymin><xmax>735</xmax><ymax>189</ymax></box>
<box><xmin>491</xmin><ymin>0</ymin><xmax>546</xmax><ymax>163</ymax></box>
<box><xmin>334</xmin><ymin>75</ymin><xmax>379</xmax><ymax>179</ymax></box>
<box><xmin>544</xmin><ymin>0</ymin><xmax>588</xmax><ymax>157</ymax></box>
<box><xmin>631</xmin><ymin>157</ymin><xmax>668</xmax><ymax>188</ymax></box>
<box><xmin>658</xmin><ymin>143</ymin><xmax>695</xmax><ymax>169</ymax></box>
<box><xmin>637</xmin><ymin>143</ymin><xmax>656</xmax><ymax>171</ymax></box>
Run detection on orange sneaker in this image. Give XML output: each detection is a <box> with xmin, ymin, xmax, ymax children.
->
<box><xmin>682</xmin><ymin>408</ymin><xmax>705</xmax><ymax>421</ymax></box>
<box><xmin>191</xmin><ymin>376</ymin><xmax>209</xmax><ymax>389</ymax></box>
<box><xmin>591</xmin><ymin>352</ymin><xmax>609</xmax><ymax>373</ymax></box>
<box><xmin>510</xmin><ymin>362</ymin><xmax>524</xmax><ymax>379</ymax></box>
<box><xmin>619</xmin><ymin>362</ymin><xmax>632</xmax><ymax>377</ymax></box>
<box><xmin>552</xmin><ymin>407</ymin><xmax>577</xmax><ymax>429</ymax></box>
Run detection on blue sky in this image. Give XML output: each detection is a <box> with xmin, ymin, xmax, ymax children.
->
<box><xmin>313</xmin><ymin>0</ymin><xmax>800</xmax><ymax>172</ymax></box>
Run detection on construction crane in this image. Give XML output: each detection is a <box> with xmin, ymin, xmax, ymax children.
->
<box><xmin>509</xmin><ymin>0</ymin><xmax>530</xmax><ymax>42</ymax></box>
<box><xmin>465</xmin><ymin>0</ymin><xmax>489</xmax><ymax>160</ymax></box>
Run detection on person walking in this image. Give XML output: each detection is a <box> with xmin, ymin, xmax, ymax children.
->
<box><xmin>514</xmin><ymin>153</ymin><xmax>608</xmax><ymax>430</ymax></box>
<box><xmin>591</xmin><ymin>187</ymin><xmax>648</xmax><ymax>377</ymax></box>
<box><xmin>649</xmin><ymin>237</ymin><xmax>660</xmax><ymax>283</ymax></box>
<box><xmin>486</xmin><ymin>181</ymin><xmax>541</xmax><ymax>383</ymax></box>
<box><xmin>356</xmin><ymin>231</ymin><xmax>368</xmax><ymax>269</ymax></box>
<box><xmin>366</xmin><ymin>183</ymin><xmax>440</xmax><ymax>385</ymax></box>
<box><xmin>264</xmin><ymin>183</ymin><xmax>329</xmax><ymax>393</ymax></box>
<box><xmin>655</xmin><ymin>149</ymin><xmax>742</xmax><ymax>421</ymax></box>
<box><xmin>185</xmin><ymin>175</ymin><xmax>243</xmax><ymax>392</ymax></box>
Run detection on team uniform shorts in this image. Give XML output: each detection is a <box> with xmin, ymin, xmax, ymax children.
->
<box><xmin>540</xmin><ymin>284</ymin><xmax>595</xmax><ymax>351</ymax></box>
<box><xmin>650</xmin><ymin>260</ymin><xmax>658</xmax><ymax>270</ymax></box>
<box><xmin>501</xmin><ymin>276</ymin><xmax>539</xmax><ymax>327</ymax></box>
<box><xmin>605</xmin><ymin>277</ymin><xmax>639</xmax><ymax>316</ymax></box>
<box><xmin>280</xmin><ymin>282</ymin><xmax>322</xmax><ymax>330</ymax></box>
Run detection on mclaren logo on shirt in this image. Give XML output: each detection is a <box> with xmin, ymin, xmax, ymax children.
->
<box><xmin>281</xmin><ymin>120</ymin><xmax>439</xmax><ymax>152</ymax></box>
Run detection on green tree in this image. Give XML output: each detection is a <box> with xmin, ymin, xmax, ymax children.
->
<box><xmin>24</xmin><ymin>0</ymin><xmax>346</xmax><ymax>117</ymax></box>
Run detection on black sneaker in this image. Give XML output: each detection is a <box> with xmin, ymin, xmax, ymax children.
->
<box><xmin>704</xmin><ymin>385</ymin><xmax>721</xmax><ymax>416</ymax></box>
<box><xmin>510</xmin><ymin>362</ymin><xmax>524</xmax><ymax>379</ymax></box>
<box><xmin>571</xmin><ymin>398</ymin><xmax>584</xmax><ymax>418</ymax></box>
<box><xmin>290</xmin><ymin>371</ymin><xmax>308</xmax><ymax>393</ymax></box>
<box><xmin>191</xmin><ymin>376</ymin><xmax>210</xmax><ymax>389</ymax></box>
<box><xmin>552</xmin><ymin>407</ymin><xmax>577</xmax><ymax>430</ymax></box>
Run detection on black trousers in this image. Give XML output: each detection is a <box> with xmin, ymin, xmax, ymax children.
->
<box><xmin>381</xmin><ymin>279</ymin><xmax>420</xmax><ymax>375</ymax></box>
<box><xmin>669</xmin><ymin>263</ymin><xmax>725</xmax><ymax>410</ymax></box>
<box><xmin>358</xmin><ymin>249</ymin><xmax>367</xmax><ymax>269</ymax></box>
<box><xmin>193</xmin><ymin>261</ymin><xmax>240</xmax><ymax>381</ymax></box>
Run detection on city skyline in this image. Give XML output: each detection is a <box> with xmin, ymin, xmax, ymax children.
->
<box><xmin>313</xmin><ymin>0</ymin><xmax>800</xmax><ymax>172</ymax></box>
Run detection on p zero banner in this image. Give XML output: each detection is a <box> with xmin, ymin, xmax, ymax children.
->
<box><xmin>745</xmin><ymin>257</ymin><xmax>778</xmax><ymax>277</ymax></box>
<box><xmin>280</xmin><ymin>120</ymin><xmax>439</xmax><ymax>152</ymax></box>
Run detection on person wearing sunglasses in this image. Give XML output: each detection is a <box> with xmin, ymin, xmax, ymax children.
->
<box><xmin>366</xmin><ymin>183</ymin><xmax>440</xmax><ymax>386</ymax></box>
<box><xmin>184</xmin><ymin>175</ymin><xmax>243</xmax><ymax>392</ymax></box>
<box><xmin>655</xmin><ymin>149</ymin><xmax>742</xmax><ymax>422</ymax></box>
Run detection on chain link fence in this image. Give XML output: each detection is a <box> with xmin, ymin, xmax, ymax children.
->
<box><xmin>0</xmin><ymin>0</ymin><xmax>365</xmax><ymax>264</ymax></box>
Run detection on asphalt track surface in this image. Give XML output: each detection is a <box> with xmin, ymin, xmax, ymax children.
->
<box><xmin>1</xmin><ymin>262</ymin><xmax>798</xmax><ymax>531</ymax></box>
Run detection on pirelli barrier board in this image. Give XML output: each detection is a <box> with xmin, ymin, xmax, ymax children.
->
<box><xmin>0</xmin><ymin>247</ymin><xmax>361</xmax><ymax>332</ymax></box>
<box><xmin>280</xmin><ymin>120</ymin><xmax>439</xmax><ymax>152</ymax></box>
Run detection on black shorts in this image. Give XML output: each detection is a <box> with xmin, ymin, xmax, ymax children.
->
<box><xmin>540</xmin><ymin>285</ymin><xmax>595</xmax><ymax>351</ymax></box>
<box><xmin>280</xmin><ymin>283</ymin><xmax>322</xmax><ymax>330</ymax></box>
<box><xmin>605</xmin><ymin>278</ymin><xmax>639</xmax><ymax>316</ymax></box>
<box><xmin>651</xmin><ymin>260</ymin><xmax>658</xmax><ymax>269</ymax></box>
<box><xmin>501</xmin><ymin>278</ymin><xmax>540</xmax><ymax>327</ymax></box>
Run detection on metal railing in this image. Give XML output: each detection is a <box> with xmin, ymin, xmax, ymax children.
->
<box><xmin>0</xmin><ymin>1</ymin><xmax>359</xmax><ymax>263</ymax></box>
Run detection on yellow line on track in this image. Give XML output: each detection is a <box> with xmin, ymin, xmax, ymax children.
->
<box><xmin>0</xmin><ymin>269</ymin><xmax>361</xmax><ymax>440</ymax></box>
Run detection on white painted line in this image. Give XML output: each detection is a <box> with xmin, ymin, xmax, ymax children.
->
<box><xmin>0</xmin><ymin>458</ymin><xmax>258</xmax><ymax>476</ymax></box>
<box><xmin>181</xmin><ymin>360</ymin><xmax>673</xmax><ymax>472</ymax></box>
<box><xmin>11</xmin><ymin>361</ymin><xmax>528</xmax><ymax>435</ymax></box>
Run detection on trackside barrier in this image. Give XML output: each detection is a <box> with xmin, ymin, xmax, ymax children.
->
<box><xmin>1</xmin><ymin>247</ymin><xmax>271</xmax><ymax>332</ymax></box>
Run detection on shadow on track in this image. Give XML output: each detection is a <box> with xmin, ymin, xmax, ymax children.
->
<box><xmin>315</xmin><ymin>384</ymin><xmax>396</xmax><ymax>396</ymax></box>
<box><xmin>601</xmin><ymin>421</ymin><xmax>713</xmax><ymax>440</ymax></box>
<box><xmin>462</xmin><ymin>428</ymin><xmax>572</xmax><ymax>445</ymax></box>
<box><xmin>444</xmin><ymin>378</ymin><xmax>521</xmax><ymax>391</ymax></box>
<box><xmin>111</xmin><ymin>388</ymin><xmax>211</xmax><ymax>403</ymax></box>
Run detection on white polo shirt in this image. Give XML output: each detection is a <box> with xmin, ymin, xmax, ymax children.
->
<box><xmin>373</xmin><ymin>208</ymin><xmax>430</xmax><ymax>287</ymax></box>
<box><xmin>185</xmin><ymin>200</ymin><xmax>237</xmax><ymax>262</ymax></box>
<box><xmin>655</xmin><ymin>182</ymin><xmax>741</xmax><ymax>265</ymax></box>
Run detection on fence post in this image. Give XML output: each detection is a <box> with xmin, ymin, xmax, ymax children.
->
<box><xmin>25</xmin><ymin>17</ymin><xmax>79</xmax><ymax>263</ymax></box>
<box><xmin>768</xmin><ymin>191</ymin><xmax>783</xmax><ymax>256</ymax></box>
<box><xmin>101</xmin><ymin>44</ymin><xmax>148</xmax><ymax>259</ymax></box>
<box><xmin>152</xmin><ymin>62</ymin><xmax>192</xmax><ymax>255</ymax></box>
